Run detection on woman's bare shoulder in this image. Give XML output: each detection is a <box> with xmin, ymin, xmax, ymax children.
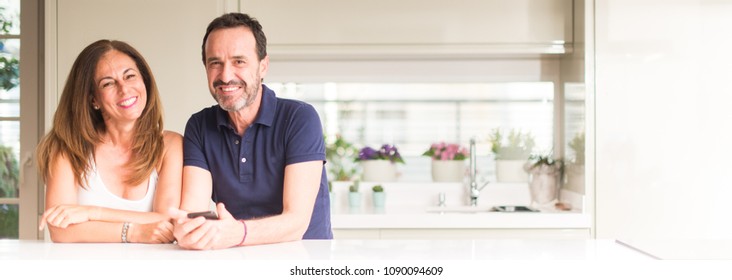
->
<box><xmin>162</xmin><ymin>130</ymin><xmax>183</xmax><ymax>145</ymax></box>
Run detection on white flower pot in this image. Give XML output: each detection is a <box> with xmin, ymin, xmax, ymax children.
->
<box><xmin>361</xmin><ymin>160</ymin><xmax>398</xmax><ymax>182</ymax></box>
<box><xmin>526</xmin><ymin>164</ymin><xmax>560</xmax><ymax>206</ymax></box>
<box><xmin>431</xmin><ymin>160</ymin><xmax>466</xmax><ymax>182</ymax></box>
<box><xmin>495</xmin><ymin>159</ymin><xmax>529</xmax><ymax>183</ymax></box>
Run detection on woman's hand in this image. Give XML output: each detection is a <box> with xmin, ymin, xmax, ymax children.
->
<box><xmin>129</xmin><ymin>220</ymin><xmax>175</xmax><ymax>244</ymax></box>
<box><xmin>39</xmin><ymin>204</ymin><xmax>101</xmax><ymax>230</ymax></box>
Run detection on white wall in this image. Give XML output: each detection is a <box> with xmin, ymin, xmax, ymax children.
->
<box><xmin>595</xmin><ymin>0</ymin><xmax>732</xmax><ymax>257</ymax></box>
<box><xmin>49</xmin><ymin>0</ymin><xmax>236</xmax><ymax>134</ymax></box>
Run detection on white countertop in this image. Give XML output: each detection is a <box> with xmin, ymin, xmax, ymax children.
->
<box><xmin>0</xmin><ymin>239</ymin><xmax>647</xmax><ymax>260</ymax></box>
<box><xmin>617</xmin><ymin>239</ymin><xmax>732</xmax><ymax>260</ymax></box>
<box><xmin>329</xmin><ymin>182</ymin><xmax>591</xmax><ymax>229</ymax></box>
<box><xmin>0</xmin><ymin>240</ymin><xmax>673</xmax><ymax>280</ymax></box>
<box><xmin>331</xmin><ymin>206</ymin><xmax>591</xmax><ymax>229</ymax></box>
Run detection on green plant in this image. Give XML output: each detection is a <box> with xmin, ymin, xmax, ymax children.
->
<box><xmin>527</xmin><ymin>154</ymin><xmax>563</xmax><ymax>170</ymax></box>
<box><xmin>488</xmin><ymin>128</ymin><xmax>535</xmax><ymax>160</ymax></box>
<box><xmin>349</xmin><ymin>180</ymin><xmax>360</xmax><ymax>192</ymax></box>
<box><xmin>0</xmin><ymin>145</ymin><xmax>19</xmax><ymax>198</ymax></box>
<box><xmin>325</xmin><ymin>134</ymin><xmax>359</xmax><ymax>181</ymax></box>
<box><xmin>0</xmin><ymin>204</ymin><xmax>19</xmax><ymax>239</ymax></box>
<box><xmin>568</xmin><ymin>132</ymin><xmax>585</xmax><ymax>165</ymax></box>
<box><xmin>372</xmin><ymin>185</ymin><xmax>384</xmax><ymax>192</ymax></box>
<box><xmin>0</xmin><ymin>7</ymin><xmax>19</xmax><ymax>91</ymax></box>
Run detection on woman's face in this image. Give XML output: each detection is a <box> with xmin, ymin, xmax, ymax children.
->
<box><xmin>92</xmin><ymin>50</ymin><xmax>147</xmax><ymax>126</ymax></box>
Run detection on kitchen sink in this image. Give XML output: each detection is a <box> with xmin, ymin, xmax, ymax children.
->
<box><xmin>425</xmin><ymin>205</ymin><xmax>538</xmax><ymax>214</ymax></box>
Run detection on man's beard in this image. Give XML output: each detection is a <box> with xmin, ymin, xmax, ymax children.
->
<box><xmin>211</xmin><ymin>78</ymin><xmax>260</xmax><ymax>112</ymax></box>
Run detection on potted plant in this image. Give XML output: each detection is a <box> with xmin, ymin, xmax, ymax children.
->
<box><xmin>348</xmin><ymin>180</ymin><xmax>361</xmax><ymax>208</ymax></box>
<box><xmin>372</xmin><ymin>184</ymin><xmax>386</xmax><ymax>208</ymax></box>
<box><xmin>524</xmin><ymin>154</ymin><xmax>563</xmax><ymax>207</ymax></box>
<box><xmin>564</xmin><ymin>132</ymin><xmax>585</xmax><ymax>193</ymax></box>
<box><xmin>325</xmin><ymin>134</ymin><xmax>359</xmax><ymax>181</ymax></box>
<box><xmin>422</xmin><ymin>142</ymin><xmax>469</xmax><ymax>182</ymax></box>
<box><xmin>488</xmin><ymin>128</ymin><xmax>535</xmax><ymax>182</ymax></box>
<box><xmin>355</xmin><ymin>144</ymin><xmax>405</xmax><ymax>182</ymax></box>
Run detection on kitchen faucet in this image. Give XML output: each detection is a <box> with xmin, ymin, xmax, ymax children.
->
<box><xmin>469</xmin><ymin>137</ymin><xmax>489</xmax><ymax>206</ymax></box>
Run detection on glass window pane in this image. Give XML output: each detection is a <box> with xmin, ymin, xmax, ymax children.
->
<box><xmin>270</xmin><ymin>82</ymin><xmax>554</xmax><ymax>182</ymax></box>
<box><xmin>0</xmin><ymin>204</ymin><xmax>18</xmax><ymax>239</ymax></box>
<box><xmin>0</xmin><ymin>100</ymin><xmax>18</xmax><ymax>117</ymax></box>
<box><xmin>0</xmin><ymin>0</ymin><xmax>20</xmax><ymax>35</ymax></box>
<box><xmin>0</xmin><ymin>0</ymin><xmax>20</xmax><ymax>240</ymax></box>
<box><xmin>0</xmin><ymin>38</ymin><xmax>20</xmax><ymax>104</ymax></box>
<box><xmin>0</xmin><ymin>120</ymin><xmax>19</xmax><ymax>199</ymax></box>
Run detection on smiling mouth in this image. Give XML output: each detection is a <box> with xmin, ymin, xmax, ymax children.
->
<box><xmin>219</xmin><ymin>86</ymin><xmax>241</xmax><ymax>93</ymax></box>
<box><xmin>118</xmin><ymin>96</ymin><xmax>137</xmax><ymax>107</ymax></box>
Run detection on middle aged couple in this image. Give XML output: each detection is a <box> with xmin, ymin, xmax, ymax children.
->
<box><xmin>36</xmin><ymin>12</ymin><xmax>332</xmax><ymax>250</ymax></box>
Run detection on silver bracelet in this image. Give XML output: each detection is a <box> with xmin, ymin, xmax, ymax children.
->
<box><xmin>121</xmin><ymin>222</ymin><xmax>130</xmax><ymax>243</ymax></box>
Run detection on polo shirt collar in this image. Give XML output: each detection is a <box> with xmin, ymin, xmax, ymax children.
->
<box><xmin>215</xmin><ymin>84</ymin><xmax>277</xmax><ymax>131</ymax></box>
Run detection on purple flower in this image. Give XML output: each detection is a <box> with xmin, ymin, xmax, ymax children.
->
<box><xmin>356</xmin><ymin>144</ymin><xmax>405</xmax><ymax>164</ymax></box>
<box><xmin>358</xmin><ymin>147</ymin><xmax>378</xmax><ymax>161</ymax></box>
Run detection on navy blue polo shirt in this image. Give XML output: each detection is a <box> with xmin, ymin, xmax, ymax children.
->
<box><xmin>183</xmin><ymin>85</ymin><xmax>332</xmax><ymax>239</ymax></box>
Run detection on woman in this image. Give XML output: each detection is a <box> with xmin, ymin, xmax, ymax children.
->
<box><xmin>36</xmin><ymin>40</ymin><xmax>182</xmax><ymax>243</ymax></box>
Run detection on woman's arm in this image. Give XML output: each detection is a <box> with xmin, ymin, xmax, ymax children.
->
<box><xmin>153</xmin><ymin>131</ymin><xmax>183</xmax><ymax>214</ymax></box>
<box><xmin>47</xmin><ymin>220</ymin><xmax>173</xmax><ymax>243</ymax></box>
<box><xmin>41</xmin><ymin>143</ymin><xmax>177</xmax><ymax>243</ymax></box>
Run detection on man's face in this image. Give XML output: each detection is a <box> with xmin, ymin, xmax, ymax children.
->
<box><xmin>203</xmin><ymin>26</ymin><xmax>268</xmax><ymax>112</ymax></box>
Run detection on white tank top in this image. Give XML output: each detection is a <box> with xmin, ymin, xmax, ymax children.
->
<box><xmin>77</xmin><ymin>161</ymin><xmax>158</xmax><ymax>212</ymax></box>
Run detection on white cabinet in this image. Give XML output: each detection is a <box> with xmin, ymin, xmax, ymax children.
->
<box><xmin>241</xmin><ymin>0</ymin><xmax>573</xmax><ymax>58</ymax></box>
<box><xmin>334</xmin><ymin>229</ymin><xmax>590</xmax><ymax>240</ymax></box>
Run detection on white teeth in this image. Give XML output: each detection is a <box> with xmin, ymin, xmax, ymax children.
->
<box><xmin>119</xmin><ymin>97</ymin><xmax>137</xmax><ymax>107</ymax></box>
<box><xmin>221</xmin><ymin>86</ymin><xmax>239</xmax><ymax>92</ymax></box>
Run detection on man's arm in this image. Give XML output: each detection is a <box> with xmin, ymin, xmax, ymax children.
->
<box><xmin>239</xmin><ymin>160</ymin><xmax>323</xmax><ymax>244</ymax></box>
<box><xmin>173</xmin><ymin>160</ymin><xmax>323</xmax><ymax>250</ymax></box>
<box><xmin>179</xmin><ymin>166</ymin><xmax>214</xmax><ymax>212</ymax></box>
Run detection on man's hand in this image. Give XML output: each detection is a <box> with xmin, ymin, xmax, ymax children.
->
<box><xmin>170</xmin><ymin>203</ymin><xmax>244</xmax><ymax>250</ymax></box>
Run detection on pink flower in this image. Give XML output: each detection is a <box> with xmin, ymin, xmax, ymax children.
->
<box><xmin>422</xmin><ymin>142</ymin><xmax>469</xmax><ymax>161</ymax></box>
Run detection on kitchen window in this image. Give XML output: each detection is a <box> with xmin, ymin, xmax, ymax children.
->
<box><xmin>270</xmin><ymin>82</ymin><xmax>559</xmax><ymax>182</ymax></box>
<box><xmin>0</xmin><ymin>0</ymin><xmax>20</xmax><ymax>239</ymax></box>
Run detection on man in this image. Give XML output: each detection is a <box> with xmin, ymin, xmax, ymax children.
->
<box><xmin>171</xmin><ymin>12</ymin><xmax>332</xmax><ymax>250</ymax></box>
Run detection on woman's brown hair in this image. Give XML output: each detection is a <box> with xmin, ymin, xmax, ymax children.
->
<box><xmin>36</xmin><ymin>39</ymin><xmax>164</xmax><ymax>187</ymax></box>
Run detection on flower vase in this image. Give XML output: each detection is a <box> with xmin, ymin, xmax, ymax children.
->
<box><xmin>372</xmin><ymin>192</ymin><xmax>386</xmax><ymax>208</ymax></box>
<box><xmin>431</xmin><ymin>160</ymin><xmax>466</xmax><ymax>182</ymax></box>
<box><xmin>361</xmin><ymin>160</ymin><xmax>398</xmax><ymax>182</ymax></box>
<box><xmin>495</xmin><ymin>159</ymin><xmax>529</xmax><ymax>183</ymax></box>
<box><xmin>348</xmin><ymin>192</ymin><xmax>361</xmax><ymax>207</ymax></box>
<box><xmin>525</xmin><ymin>164</ymin><xmax>560</xmax><ymax>206</ymax></box>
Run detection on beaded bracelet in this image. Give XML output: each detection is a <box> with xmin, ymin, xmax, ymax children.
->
<box><xmin>121</xmin><ymin>222</ymin><xmax>130</xmax><ymax>243</ymax></box>
<box><xmin>238</xmin><ymin>220</ymin><xmax>248</xmax><ymax>246</ymax></box>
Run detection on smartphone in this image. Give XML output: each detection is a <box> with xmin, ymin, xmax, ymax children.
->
<box><xmin>186</xmin><ymin>211</ymin><xmax>219</xmax><ymax>220</ymax></box>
